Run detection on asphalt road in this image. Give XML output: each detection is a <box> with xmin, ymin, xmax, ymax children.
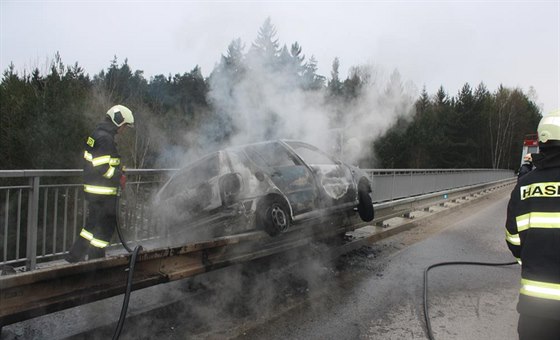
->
<box><xmin>232</xmin><ymin>188</ymin><xmax>520</xmax><ymax>340</ymax></box>
<box><xmin>2</xmin><ymin>187</ymin><xmax>520</xmax><ymax>340</ymax></box>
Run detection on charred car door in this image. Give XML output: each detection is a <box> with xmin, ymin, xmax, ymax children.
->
<box><xmin>284</xmin><ymin>141</ymin><xmax>356</xmax><ymax>208</ymax></box>
<box><xmin>244</xmin><ymin>142</ymin><xmax>318</xmax><ymax>215</ymax></box>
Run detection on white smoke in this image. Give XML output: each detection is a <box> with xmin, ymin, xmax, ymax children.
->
<box><xmin>205</xmin><ymin>58</ymin><xmax>417</xmax><ymax>166</ymax></box>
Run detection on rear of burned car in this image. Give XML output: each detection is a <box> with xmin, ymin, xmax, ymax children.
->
<box><xmin>153</xmin><ymin>147</ymin><xmax>288</xmax><ymax>241</ymax></box>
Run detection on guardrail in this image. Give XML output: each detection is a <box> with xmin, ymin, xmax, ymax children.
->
<box><xmin>368</xmin><ymin>168</ymin><xmax>513</xmax><ymax>202</ymax></box>
<box><xmin>0</xmin><ymin>168</ymin><xmax>514</xmax><ymax>270</ymax></box>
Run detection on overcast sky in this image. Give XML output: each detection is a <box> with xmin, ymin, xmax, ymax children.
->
<box><xmin>1</xmin><ymin>1</ymin><xmax>558</xmax><ymax>113</ymax></box>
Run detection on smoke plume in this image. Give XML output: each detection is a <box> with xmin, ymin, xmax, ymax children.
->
<box><xmin>199</xmin><ymin>58</ymin><xmax>417</xmax><ymax>167</ymax></box>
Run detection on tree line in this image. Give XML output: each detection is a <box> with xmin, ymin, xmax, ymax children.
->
<box><xmin>0</xmin><ymin>18</ymin><xmax>541</xmax><ymax>171</ymax></box>
<box><xmin>374</xmin><ymin>84</ymin><xmax>541</xmax><ymax>169</ymax></box>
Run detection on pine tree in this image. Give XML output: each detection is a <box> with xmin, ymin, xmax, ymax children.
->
<box><xmin>327</xmin><ymin>57</ymin><xmax>343</xmax><ymax>98</ymax></box>
<box><xmin>249</xmin><ymin>17</ymin><xmax>280</xmax><ymax>70</ymax></box>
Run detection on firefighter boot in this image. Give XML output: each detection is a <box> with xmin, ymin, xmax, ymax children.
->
<box><xmin>65</xmin><ymin>237</ymin><xmax>88</xmax><ymax>263</ymax></box>
<box><xmin>88</xmin><ymin>247</ymin><xmax>106</xmax><ymax>260</ymax></box>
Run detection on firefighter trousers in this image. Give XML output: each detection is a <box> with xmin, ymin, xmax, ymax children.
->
<box><xmin>67</xmin><ymin>196</ymin><xmax>117</xmax><ymax>261</ymax></box>
<box><xmin>518</xmin><ymin>314</ymin><xmax>560</xmax><ymax>340</ymax></box>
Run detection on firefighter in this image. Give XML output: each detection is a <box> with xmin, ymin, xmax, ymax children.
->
<box><xmin>505</xmin><ymin>109</ymin><xmax>560</xmax><ymax>339</ymax></box>
<box><xmin>65</xmin><ymin>105</ymin><xmax>134</xmax><ymax>263</ymax></box>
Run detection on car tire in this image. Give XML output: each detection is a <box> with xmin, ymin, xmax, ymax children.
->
<box><xmin>357</xmin><ymin>183</ymin><xmax>374</xmax><ymax>222</ymax></box>
<box><xmin>258</xmin><ymin>197</ymin><xmax>291</xmax><ymax>236</ymax></box>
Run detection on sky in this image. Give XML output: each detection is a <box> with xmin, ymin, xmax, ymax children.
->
<box><xmin>1</xmin><ymin>1</ymin><xmax>559</xmax><ymax>114</ymax></box>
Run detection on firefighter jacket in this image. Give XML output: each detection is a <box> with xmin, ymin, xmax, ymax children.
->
<box><xmin>83</xmin><ymin>119</ymin><xmax>122</xmax><ymax>198</ymax></box>
<box><xmin>505</xmin><ymin>149</ymin><xmax>560</xmax><ymax>319</ymax></box>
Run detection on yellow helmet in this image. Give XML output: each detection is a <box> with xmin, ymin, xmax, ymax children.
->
<box><xmin>537</xmin><ymin>109</ymin><xmax>560</xmax><ymax>147</ymax></box>
<box><xmin>106</xmin><ymin>105</ymin><xmax>134</xmax><ymax>128</ymax></box>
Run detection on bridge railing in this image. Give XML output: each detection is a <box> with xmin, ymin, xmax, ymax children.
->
<box><xmin>368</xmin><ymin>168</ymin><xmax>514</xmax><ymax>202</ymax></box>
<box><xmin>0</xmin><ymin>169</ymin><xmax>173</xmax><ymax>270</ymax></box>
<box><xmin>0</xmin><ymin>168</ymin><xmax>514</xmax><ymax>270</ymax></box>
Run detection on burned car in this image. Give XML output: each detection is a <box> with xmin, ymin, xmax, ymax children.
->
<box><xmin>154</xmin><ymin>140</ymin><xmax>374</xmax><ymax>240</ymax></box>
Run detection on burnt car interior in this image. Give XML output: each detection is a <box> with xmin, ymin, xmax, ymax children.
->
<box><xmin>243</xmin><ymin>143</ymin><xmax>318</xmax><ymax>215</ymax></box>
<box><xmin>158</xmin><ymin>153</ymin><xmax>221</xmax><ymax>215</ymax></box>
<box><xmin>160</xmin><ymin>154</ymin><xmax>220</xmax><ymax>199</ymax></box>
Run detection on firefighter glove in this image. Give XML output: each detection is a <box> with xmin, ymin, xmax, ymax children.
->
<box><xmin>120</xmin><ymin>174</ymin><xmax>127</xmax><ymax>190</ymax></box>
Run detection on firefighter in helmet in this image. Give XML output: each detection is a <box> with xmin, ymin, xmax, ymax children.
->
<box><xmin>505</xmin><ymin>109</ymin><xmax>560</xmax><ymax>339</ymax></box>
<box><xmin>517</xmin><ymin>153</ymin><xmax>534</xmax><ymax>179</ymax></box>
<box><xmin>65</xmin><ymin>105</ymin><xmax>134</xmax><ymax>262</ymax></box>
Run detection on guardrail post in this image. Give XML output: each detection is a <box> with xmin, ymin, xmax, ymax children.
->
<box><xmin>391</xmin><ymin>171</ymin><xmax>396</xmax><ymax>201</ymax></box>
<box><xmin>410</xmin><ymin>171</ymin><xmax>413</xmax><ymax>196</ymax></box>
<box><xmin>25</xmin><ymin>176</ymin><xmax>40</xmax><ymax>271</ymax></box>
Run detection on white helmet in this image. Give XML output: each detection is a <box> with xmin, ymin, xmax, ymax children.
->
<box><xmin>537</xmin><ymin>109</ymin><xmax>560</xmax><ymax>147</ymax></box>
<box><xmin>106</xmin><ymin>105</ymin><xmax>134</xmax><ymax>128</ymax></box>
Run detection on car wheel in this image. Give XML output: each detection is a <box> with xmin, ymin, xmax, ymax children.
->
<box><xmin>357</xmin><ymin>183</ymin><xmax>374</xmax><ymax>222</ymax></box>
<box><xmin>258</xmin><ymin>197</ymin><xmax>291</xmax><ymax>236</ymax></box>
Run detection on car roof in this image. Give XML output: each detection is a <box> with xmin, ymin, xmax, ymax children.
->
<box><xmin>224</xmin><ymin>139</ymin><xmax>313</xmax><ymax>151</ymax></box>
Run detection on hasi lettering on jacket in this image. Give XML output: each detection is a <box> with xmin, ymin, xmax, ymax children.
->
<box><xmin>520</xmin><ymin>182</ymin><xmax>560</xmax><ymax>200</ymax></box>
